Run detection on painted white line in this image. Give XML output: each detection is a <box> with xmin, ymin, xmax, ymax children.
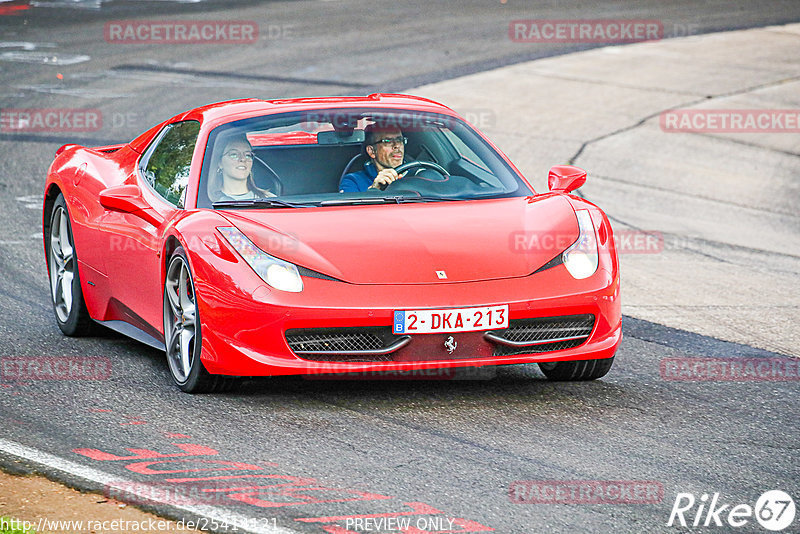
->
<box><xmin>0</xmin><ymin>42</ymin><xmax>57</xmax><ymax>51</ymax></box>
<box><xmin>13</xmin><ymin>84</ymin><xmax>131</xmax><ymax>99</ymax></box>
<box><xmin>0</xmin><ymin>438</ymin><xmax>299</xmax><ymax>534</ymax></box>
<box><xmin>0</xmin><ymin>51</ymin><xmax>91</xmax><ymax>66</ymax></box>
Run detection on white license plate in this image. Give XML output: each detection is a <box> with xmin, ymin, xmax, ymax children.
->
<box><xmin>393</xmin><ymin>305</ymin><xmax>508</xmax><ymax>334</ymax></box>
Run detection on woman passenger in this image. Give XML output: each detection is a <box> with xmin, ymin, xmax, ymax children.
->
<box><xmin>208</xmin><ymin>135</ymin><xmax>275</xmax><ymax>202</ymax></box>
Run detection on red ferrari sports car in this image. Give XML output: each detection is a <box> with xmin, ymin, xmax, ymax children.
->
<box><xmin>43</xmin><ymin>94</ymin><xmax>620</xmax><ymax>392</ymax></box>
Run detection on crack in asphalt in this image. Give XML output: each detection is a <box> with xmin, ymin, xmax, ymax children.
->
<box><xmin>567</xmin><ymin>73</ymin><xmax>800</xmax><ymax>165</ymax></box>
<box><xmin>566</xmin><ymin>100</ymin><xmax>705</xmax><ymax>165</ymax></box>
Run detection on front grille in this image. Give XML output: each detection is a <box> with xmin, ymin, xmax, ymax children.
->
<box><xmin>285</xmin><ymin>327</ymin><xmax>407</xmax><ymax>362</ymax></box>
<box><xmin>286</xmin><ymin>315</ymin><xmax>595</xmax><ymax>362</ymax></box>
<box><xmin>297</xmin><ymin>352</ymin><xmax>394</xmax><ymax>362</ymax></box>
<box><xmin>287</xmin><ymin>329</ymin><xmax>384</xmax><ymax>353</ymax></box>
<box><xmin>487</xmin><ymin>314</ymin><xmax>595</xmax><ymax>356</ymax></box>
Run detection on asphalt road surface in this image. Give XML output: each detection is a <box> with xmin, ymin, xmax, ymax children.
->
<box><xmin>1</xmin><ymin>2</ymin><xmax>799</xmax><ymax>534</ymax></box>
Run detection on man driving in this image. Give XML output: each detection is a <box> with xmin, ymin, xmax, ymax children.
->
<box><xmin>339</xmin><ymin>123</ymin><xmax>407</xmax><ymax>192</ymax></box>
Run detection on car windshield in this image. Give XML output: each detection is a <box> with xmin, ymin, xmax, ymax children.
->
<box><xmin>198</xmin><ymin>108</ymin><xmax>532</xmax><ymax>209</ymax></box>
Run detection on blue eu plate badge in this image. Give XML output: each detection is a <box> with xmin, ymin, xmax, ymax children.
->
<box><xmin>393</xmin><ymin>311</ymin><xmax>405</xmax><ymax>334</ymax></box>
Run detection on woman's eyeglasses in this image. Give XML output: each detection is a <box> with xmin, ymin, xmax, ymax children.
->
<box><xmin>224</xmin><ymin>150</ymin><xmax>254</xmax><ymax>161</ymax></box>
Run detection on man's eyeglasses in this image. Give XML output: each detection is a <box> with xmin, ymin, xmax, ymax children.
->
<box><xmin>373</xmin><ymin>136</ymin><xmax>407</xmax><ymax>147</ymax></box>
<box><xmin>224</xmin><ymin>150</ymin><xmax>254</xmax><ymax>161</ymax></box>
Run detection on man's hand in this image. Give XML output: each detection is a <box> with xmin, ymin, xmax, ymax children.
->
<box><xmin>368</xmin><ymin>168</ymin><xmax>403</xmax><ymax>190</ymax></box>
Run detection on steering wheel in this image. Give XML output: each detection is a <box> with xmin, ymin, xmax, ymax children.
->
<box><xmin>384</xmin><ymin>161</ymin><xmax>451</xmax><ymax>194</ymax></box>
<box><xmin>394</xmin><ymin>161</ymin><xmax>449</xmax><ymax>177</ymax></box>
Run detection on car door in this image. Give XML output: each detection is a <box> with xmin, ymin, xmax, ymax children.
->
<box><xmin>103</xmin><ymin>120</ymin><xmax>200</xmax><ymax>337</ymax></box>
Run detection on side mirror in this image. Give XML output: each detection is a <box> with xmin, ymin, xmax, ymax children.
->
<box><xmin>99</xmin><ymin>184</ymin><xmax>163</xmax><ymax>227</ymax></box>
<box><xmin>548</xmin><ymin>165</ymin><xmax>587</xmax><ymax>193</ymax></box>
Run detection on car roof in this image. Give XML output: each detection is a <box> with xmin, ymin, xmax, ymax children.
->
<box><xmin>185</xmin><ymin>93</ymin><xmax>456</xmax><ymax>124</ymax></box>
<box><xmin>129</xmin><ymin>93</ymin><xmax>458</xmax><ymax>153</ymax></box>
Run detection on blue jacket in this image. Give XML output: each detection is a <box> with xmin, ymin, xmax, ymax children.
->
<box><xmin>339</xmin><ymin>161</ymin><xmax>379</xmax><ymax>192</ymax></box>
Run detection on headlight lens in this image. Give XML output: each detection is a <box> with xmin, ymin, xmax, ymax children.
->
<box><xmin>217</xmin><ymin>226</ymin><xmax>303</xmax><ymax>292</ymax></box>
<box><xmin>562</xmin><ymin>210</ymin><xmax>598</xmax><ymax>279</ymax></box>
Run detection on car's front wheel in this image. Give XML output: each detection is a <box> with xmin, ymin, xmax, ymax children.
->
<box><xmin>539</xmin><ymin>357</ymin><xmax>615</xmax><ymax>381</ymax></box>
<box><xmin>47</xmin><ymin>194</ymin><xmax>92</xmax><ymax>336</ymax></box>
<box><xmin>163</xmin><ymin>246</ymin><xmax>236</xmax><ymax>393</ymax></box>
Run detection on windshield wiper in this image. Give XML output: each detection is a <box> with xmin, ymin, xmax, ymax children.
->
<box><xmin>320</xmin><ymin>195</ymin><xmax>461</xmax><ymax>206</ymax></box>
<box><xmin>391</xmin><ymin>195</ymin><xmax>461</xmax><ymax>203</ymax></box>
<box><xmin>319</xmin><ymin>197</ymin><xmax>398</xmax><ymax>206</ymax></box>
<box><xmin>215</xmin><ymin>195</ymin><xmax>467</xmax><ymax>209</ymax></box>
<box><xmin>213</xmin><ymin>198</ymin><xmax>317</xmax><ymax>209</ymax></box>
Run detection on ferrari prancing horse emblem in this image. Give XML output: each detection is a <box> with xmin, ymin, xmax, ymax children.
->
<box><xmin>444</xmin><ymin>336</ymin><xmax>457</xmax><ymax>354</ymax></box>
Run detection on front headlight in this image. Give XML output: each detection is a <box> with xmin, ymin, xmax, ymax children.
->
<box><xmin>562</xmin><ymin>210</ymin><xmax>598</xmax><ymax>279</ymax></box>
<box><xmin>217</xmin><ymin>226</ymin><xmax>303</xmax><ymax>293</ymax></box>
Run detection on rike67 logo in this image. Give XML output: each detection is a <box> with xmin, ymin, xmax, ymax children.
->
<box><xmin>668</xmin><ymin>490</ymin><xmax>795</xmax><ymax>531</ymax></box>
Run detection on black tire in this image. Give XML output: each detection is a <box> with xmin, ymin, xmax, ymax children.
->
<box><xmin>46</xmin><ymin>194</ymin><xmax>93</xmax><ymax>336</ymax></box>
<box><xmin>163</xmin><ymin>246</ymin><xmax>237</xmax><ymax>393</ymax></box>
<box><xmin>539</xmin><ymin>357</ymin><xmax>615</xmax><ymax>381</ymax></box>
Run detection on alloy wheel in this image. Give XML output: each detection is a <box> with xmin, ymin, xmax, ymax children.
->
<box><xmin>164</xmin><ymin>255</ymin><xmax>197</xmax><ymax>383</ymax></box>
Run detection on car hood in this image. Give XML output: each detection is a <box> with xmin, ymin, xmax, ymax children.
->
<box><xmin>219</xmin><ymin>195</ymin><xmax>578</xmax><ymax>285</ymax></box>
